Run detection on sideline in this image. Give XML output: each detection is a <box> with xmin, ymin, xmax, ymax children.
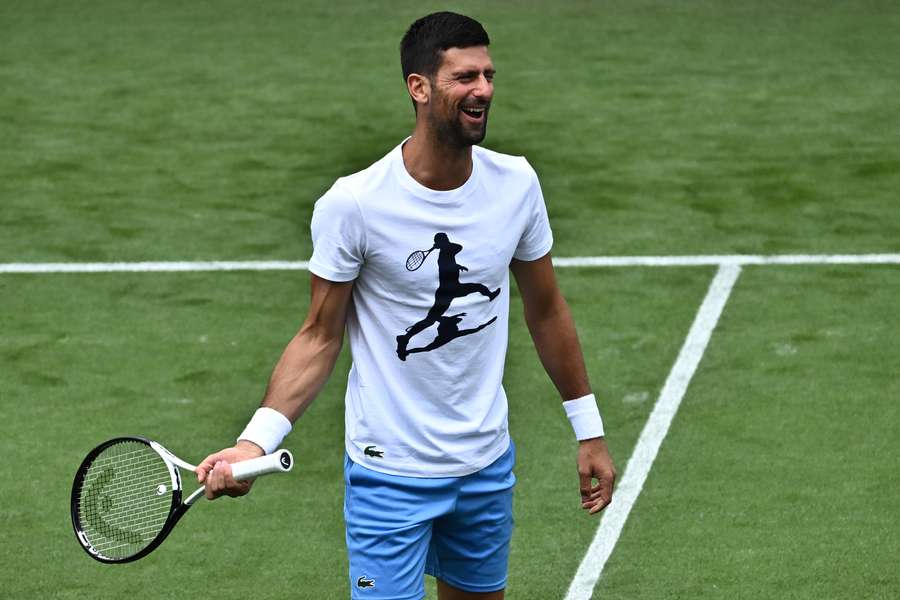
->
<box><xmin>564</xmin><ymin>264</ymin><xmax>743</xmax><ymax>600</ymax></box>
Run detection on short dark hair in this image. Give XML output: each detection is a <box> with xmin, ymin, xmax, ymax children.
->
<box><xmin>400</xmin><ymin>12</ymin><xmax>490</xmax><ymax>82</ymax></box>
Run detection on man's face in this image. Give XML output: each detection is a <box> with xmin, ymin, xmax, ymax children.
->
<box><xmin>426</xmin><ymin>45</ymin><xmax>495</xmax><ymax>147</ymax></box>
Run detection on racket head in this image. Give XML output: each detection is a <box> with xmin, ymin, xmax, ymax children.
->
<box><xmin>71</xmin><ymin>436</ymin><xmax>185</xmax><ymax>563</ymax></box>
<box><xmin>406</xmin><ymin>250</ymin><xmax>427</xmax><ymax>271</ymax></box>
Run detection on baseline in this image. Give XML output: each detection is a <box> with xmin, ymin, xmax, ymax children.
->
<box><xmin>1</xmin><ymin>253</ymin><xmax>898</xmax><ymax>274</ymax></box>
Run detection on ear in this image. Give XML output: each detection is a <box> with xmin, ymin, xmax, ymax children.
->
<box><xmin>406</xmin><ymin>73</ymin><xmax>431</xmax><ymax>108</ymax></box>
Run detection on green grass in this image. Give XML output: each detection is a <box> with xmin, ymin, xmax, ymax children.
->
<box><xmin>2</xmin><ymin>0</ymin><xmax>899</xmax><ymax>598</ymax></box>
<box><xmin>597</xmin><ymin>267</ymin><xmax>900</xmax><ymax>599</ymax></box>
<box><xmin>1</xmin><ymin>0</ymin><xmax>898</xmax><ymax>263</ymax></box>
<box><xmin>1</xmin><ymin>268</ymin><xmax>711</xmax><ymax>598</ymax></box>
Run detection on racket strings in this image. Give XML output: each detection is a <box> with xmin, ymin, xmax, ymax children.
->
<box><xmin>84</xmin><ymin>464</ymin><xmax>170</xmax><ymax>498</ymax></box>
<box><xmin>88</xmin><ymin>449</ymin><xmax>160</xmax><ymax>469</ymax></box>
<box><xmin>76</xmin><ymin>441</ymin><xmax>174</xmax><ymax>559</ymax></box>
<box><xmin>406</xmin><ymin>250</ymin><xmax>427</xmax><ymax>271</ymax></box>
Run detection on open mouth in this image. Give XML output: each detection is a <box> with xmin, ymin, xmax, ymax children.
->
<box><xmin>460</xmin><ymin>105</ymin><xmax>487</xmax><ymax>121</ymax></box>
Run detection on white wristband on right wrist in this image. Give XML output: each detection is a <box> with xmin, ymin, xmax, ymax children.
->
<box><xmin>237</xmin><ymin>407</ymin><xmax>292</xmax><ymax>455</ymax></box>
<box><xmin>563</xmin><ymin>394</ymin><xmax>605</xmax><ymax>440</ymax></box>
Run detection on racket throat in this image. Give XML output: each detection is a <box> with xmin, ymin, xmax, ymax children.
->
<box><xmin>185</xmin><ymin>486</ymin><xmax>207</xmax><ymax>506</ymax></box>
<box><xmin>150</xmin><ymin>440</ymin><xmax>198</xmax><ymax>471</ymax></box>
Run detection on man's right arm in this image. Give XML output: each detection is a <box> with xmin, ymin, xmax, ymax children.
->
<box><xmin>198</xmin><ymin>274</ymin><xmax>354</xmax><ymax>498</ymax></box>
<box><xmin>258</xmin><ymin>274</ymin><xmax>354</xmax><ymax>423</ymax></box>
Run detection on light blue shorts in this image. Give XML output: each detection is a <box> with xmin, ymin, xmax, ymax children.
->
<box><xmin>343</xmin><ymin>441</ymin><xmax>516</xmax><ymax>600</ymax></box>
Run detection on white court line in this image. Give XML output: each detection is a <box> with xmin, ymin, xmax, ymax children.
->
<box><xmin>0</xmin><ymin>254</ymin><xmax>898</xmax><ymax>273</ymax></box>
<box><xmin>553</xmin><ymin>253</ymin><xmax>900</xmax><ymax>267</ymax></box>
<box><xmin>564</xmin><ymin>264</ymin><xmax>743</xmax><ymax>600</ymax></box>
<box><xmin>0</xmin><ymin>260</ymin><xmax>311</xmax><ymax>274</ymax></box>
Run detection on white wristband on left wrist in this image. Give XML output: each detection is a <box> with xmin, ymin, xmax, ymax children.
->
<box><xmin>563</xmin><ymin>394</ymin><xmax>605</xmax><ymax>440</ymax></box>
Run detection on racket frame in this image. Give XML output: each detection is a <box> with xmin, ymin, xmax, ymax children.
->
<box><xmin>71</xmin><ymin>436</ymin><xmax>293</xmax><ymax>564</ymax></box>
<box><xmin>71</xmin><ymin>436</ymin><xmax>186</xmax><ymax>564</ymax></box>
<box><xmin>406</xmin><ymin>247</ymin><xmax>434</xmax><ymax>271</ymax></box>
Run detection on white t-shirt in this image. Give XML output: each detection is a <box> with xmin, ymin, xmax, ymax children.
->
<box><xmin>309</xmin><ymin>139</ymin><xmax>553</xmax><ymax>477</ymax></box>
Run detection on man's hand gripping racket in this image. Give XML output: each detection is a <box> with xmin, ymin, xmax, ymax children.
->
<box><xmin>196</xmin><ymin>440</ymin><xmax>269</xmax><ymax>499</ymax></box>
<box><xmin>71</xmin><ymin>437</ymin><xmax>292</xmax><ymax>563</ymax></box>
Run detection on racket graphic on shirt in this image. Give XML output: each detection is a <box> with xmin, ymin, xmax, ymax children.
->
<box><xmin>405</xmin><ymin>247</ymin><xmax>435</xmax><ymax>271</ymax></box>
<box><xmin>71</xmin><ymin>436</ymin><xmax>293</xmax><ymax>563</ymax></box>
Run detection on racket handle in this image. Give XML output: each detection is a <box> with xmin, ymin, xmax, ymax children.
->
<box><xmin>230</xmin><ymin>449</ymin><xmax>294</xmax><ymax>481</ymax></box>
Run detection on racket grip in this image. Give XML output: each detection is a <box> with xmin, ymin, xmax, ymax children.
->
<box><xmin>230</xmin><ymin>449</ymin><xmax>294</xmax><ymax>481</ymax></box>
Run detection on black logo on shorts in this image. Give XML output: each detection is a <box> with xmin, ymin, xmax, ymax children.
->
<box><xmin>357</xmin><ymin>576</ymin><xmax>375</xmax><ymax>589</ymax></box>
<box><xmin>364</xmin><ymin>445</ymin><xmax>384</xmax><ymax>458</ymax></box>
<box><xmin>396</xmin><ymin>233</ymin><xmax>499</xmax><ymax>361</ymax></box>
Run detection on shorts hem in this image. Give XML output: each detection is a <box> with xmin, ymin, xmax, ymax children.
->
<box><xmin>427</xmin><ymin>570</ymin><xmax>506</xmax><ymax>594</ymax></box>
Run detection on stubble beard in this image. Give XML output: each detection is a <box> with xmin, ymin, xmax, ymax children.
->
<box><xmin>428</xmin><ymin>96</ymin><xmax>488</xmax><ymax>149</ymax></box>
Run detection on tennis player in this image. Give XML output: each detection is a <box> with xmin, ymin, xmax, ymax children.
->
<box><xmin>198</xmin><ymin>11</ymin><xmax>615</xmax><ymax>600</ymax></box>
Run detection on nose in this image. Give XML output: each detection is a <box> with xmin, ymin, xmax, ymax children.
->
<box><xmin>473</xmin><ymin>74</ymin><xmax>493</xmax><ymax>101</ymax></box>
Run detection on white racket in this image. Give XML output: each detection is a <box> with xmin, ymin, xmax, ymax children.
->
<box><xmin>71</xmin><ymin>436</ymin><xmax>293</xmax><ymax>563</ymax></box>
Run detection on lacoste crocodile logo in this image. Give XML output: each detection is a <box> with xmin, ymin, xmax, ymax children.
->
<box><xmin>357</xmin><ymin>576</ymin><xmax>375</xmax><ymax>589</ymax></box>
<box><xmin>364</xmin><ymin>445</ymin><xmax>384</xmax><ymax>458</ymax></box>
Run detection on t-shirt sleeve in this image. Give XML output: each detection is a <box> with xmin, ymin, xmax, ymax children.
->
<box><xmin>308</xmin><ymin>181</ymin><xmax>366</xmax><ymax>282</ymax></box>
<box><xmin>513</xmin><ymin>161</ymin><xmax>554</xmax><ymax>261</ymax></box>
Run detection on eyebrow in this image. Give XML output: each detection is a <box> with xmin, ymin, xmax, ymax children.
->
<box><xmin>452</xmin><ymin>68</ymin><xmax>496</xmax><ymax>77</ymax></box>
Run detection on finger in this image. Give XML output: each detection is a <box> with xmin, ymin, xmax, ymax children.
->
<box><xmin>581</xmin><ymin>497</ymin><xmax>604</xmax><ymax>512</ymax></box>
<box><xmin>579</xmin><ymin>473</ymin><xmax>592</xmax><ymax>500</ymax></box>
<box><xmin>216</xmin><ymin>461</ymin><xmax>250</xmax><ymax>498</ymax></box>
<box><xmin>582</xmin><ymin>489</ymin><xmax>605</xmax><ymax>502</ymax></box>
<box><xmin>589</xmin><ymin>488</ymin><xmax>613</xmax><ymax>513</ymax></box>
<box><xmin>581</xmin><ymin>499</ymin><xmax>601</xmax><ymax>510</ymax></box>
<box><xmin>581</xmin><ymin>491</ymin><xmax>606</xmax><ymax>506</ymax></box>
<box><xmin>212</xmin><ymin>461</ymin><xmax>230</xmax><ymax>494</ymax></box>
<box><xmin>220</xmin><ymin>462</ymin><xmax>238</xmax><ymax>488</ymax></box>
<box><xmin>598</xmin><ymin>474</ymin><xmax>614</xmax><ymax>504</ymax></box>
<box><xmin>204</xmin><ymin>462</ymin><xmax>222</xmax><ymax>500</ymax></box>
<box><xmin>581</xmin><ymin>480</ymin><xmax>612</xmax><ymax>507</ymax></box>
<box><xmin>581</xmin><ymin>496</ymin><xmax>604</xmax><ymax>508</ymax></box>
<box><xmin>589</xmin><ymin>498</ymin><xmax>610</xmax><ymax>514</ymax></box>
<box><xmin>197</xmin><ymin>452</ymin><xmax>225</xmax><ymax>483</ymax></box>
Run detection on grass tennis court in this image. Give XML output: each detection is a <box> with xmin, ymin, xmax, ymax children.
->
<box><xmin>2</xmin><ymin>1</ymin><xmax>898</xmax><ymax>598</ymax></box>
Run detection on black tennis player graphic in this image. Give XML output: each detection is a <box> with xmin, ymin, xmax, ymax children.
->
<box><xmin>397</xmin><ymin>232</ymin><xmax>500</xmax><ymax>361</ymax></box>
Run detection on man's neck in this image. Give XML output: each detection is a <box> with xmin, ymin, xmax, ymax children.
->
<box><xmin>401</xmin><ymin>126</ymin><xmax>473</xmax><ymax>191</ymax></box>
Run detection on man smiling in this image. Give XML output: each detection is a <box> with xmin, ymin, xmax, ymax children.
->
<box><xmin>198</xmin><ymin>11</ymin><xmax>616</xmax><ymax>600</ymax></box>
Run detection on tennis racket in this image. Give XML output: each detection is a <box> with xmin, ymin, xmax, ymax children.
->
<box><xmin>71</xmin><ymin>436</ymin><xmax>293</xmax><ymax>563</ymax></box>
<box><xmin>406</xmin><ymin>247</ymin><xmax>434</xmax><ymax>271</ymax></box>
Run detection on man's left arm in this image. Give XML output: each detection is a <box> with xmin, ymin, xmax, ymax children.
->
<box><xmin>510</xmin><ymin>254</ymin><xmax>616</xmax><ymax>515</ymax></box>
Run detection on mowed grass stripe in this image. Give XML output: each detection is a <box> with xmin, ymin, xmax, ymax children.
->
<box><xmin>3</xmin><ymin>1</ymin><xmax>899</xmax><ymax>264</ymax></box>
<box><xmin>594</xmin><ymin>266</ymin><xmax>900</xmax><ymax>599</ymax></box>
